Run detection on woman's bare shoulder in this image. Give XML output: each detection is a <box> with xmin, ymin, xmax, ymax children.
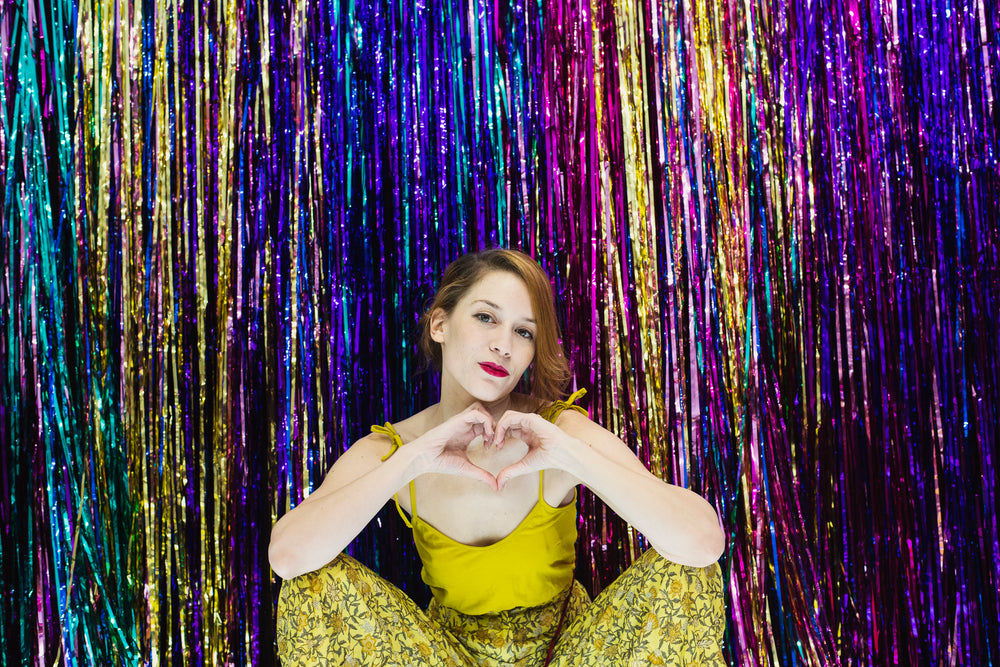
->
<box><xmin>385</xmin><ymin>404</ymin><xmax>438</xmax><ymax>443</ymax></box>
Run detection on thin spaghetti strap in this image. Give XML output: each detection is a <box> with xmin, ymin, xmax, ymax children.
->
<box><xmin>371</xmin><ymin>423</ymin><xmax>413</xmax><ymax>526</ymax></box>
<box><xmin>538</xmin><ymin>470</ymin><xmax>545</xmax><ymax>500</ymax></box>
<box><xmin>409</xmin><ymin>481</ymin><xmax>418</xmax><ymax>519</ymax></box>
<box><xmin>393</xmin><ymin>492</ymin><xmax>412</xmax><ymax>528</ymax></box>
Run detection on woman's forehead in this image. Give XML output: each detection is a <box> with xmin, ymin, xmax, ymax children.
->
<box><xmin>462</xmin><ymin>272</ymin><xmax>535</xmax><ymax>317</ymax></box>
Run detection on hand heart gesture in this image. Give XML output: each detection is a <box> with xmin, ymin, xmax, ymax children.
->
<box><xmin>412</xmin><ymin>405</ymin><xmax>499</xmax><ymax>490</ymax></box>
<box><xmin>491</xmin><ymin>412</ymin><xmax>569</xmax><ymax>491</ymax></box>
<box><xmin>410</xmin><ymin>407</ymin><xmax>575</xmax><ymax>492</ymax></box>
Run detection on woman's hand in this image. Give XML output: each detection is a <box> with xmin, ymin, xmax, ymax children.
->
<box><xmin>490</xmin><ymin>411</ymin><xmax>581</xmax><ymax>490</ymax></box>
<box><xmin>409</xmin><ymin>404</ymin><xmax>499</xmax><ymax>489</ymax></box>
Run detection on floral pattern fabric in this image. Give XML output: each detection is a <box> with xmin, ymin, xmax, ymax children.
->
<box><xmin>276</xmin><ymin>549</ymin><xmax>725</xmax><ymax>666</ymax></box>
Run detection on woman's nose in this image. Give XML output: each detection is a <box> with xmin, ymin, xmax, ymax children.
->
<box><xmin>490</xmin><ymin>334</ymin><xmax>512</xmax><ymax>357</ymax></box>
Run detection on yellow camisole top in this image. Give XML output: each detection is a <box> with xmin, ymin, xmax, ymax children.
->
<box><xmin>375</xmin><ymin>389</ymin><xmax>587</xmax><ymax>616</ymax></box>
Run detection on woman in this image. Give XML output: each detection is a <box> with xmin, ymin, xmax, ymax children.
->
<box><xmin>269</xmin><ymin>249</ymin><xmax>726</xmax><ymax>666</ymax></box>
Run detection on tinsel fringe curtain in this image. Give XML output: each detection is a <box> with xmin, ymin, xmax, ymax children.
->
<box><xmin>2</xmin><ymin>0</ymin><xmax>998</xmax><ymax>664</ymax></box>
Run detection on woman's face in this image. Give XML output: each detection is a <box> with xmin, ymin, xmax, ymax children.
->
<box><xmin>430</xmin><ymin>270</ymin><xmax>537</xmax><ymax>404</ymax></box>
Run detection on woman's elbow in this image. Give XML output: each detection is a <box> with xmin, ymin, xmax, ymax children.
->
<box><xmin>701</xmin><ymin>523</ymin><xmax>726</xmax><ymax>565</ymax></box>
<box><xmin>268</xmin><ymin>539</ymin><xmax>298</xmax><ymax>580</ymax></box>
<box><xmin>666</xmin><ymin>523</ymin><xmax>726</xmax><ymax>568</ymax></box>
<box><xmin>268</xmin><ymin>525</ymin><xmax>311</xmax><ymax>580</ymax></box>
<box><xmin>269</xmin><ymin>531</ymin><xmax>341</xmax><ymax>580</ymax></box>
<box><xmin>689</xmin><ymin>510</ymin><xmax>727</xmax><ymax>566</ymax></box>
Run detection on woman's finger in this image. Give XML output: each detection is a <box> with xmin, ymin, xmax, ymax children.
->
<box><xmin>440</xmin><ymin>454</ymin><xmax>498</xmax><ymax>490</ymax></box>
<box><xmin>457</xmin><ymin>460</ymin><xmax>499</xmax><ymax>490</ymax></box>
<box><xmin>496</xmin><ymin>455</ymin><xmax>539</xmax><ymax>491</ymax></box>
<box><xmin>493</xmin><ymin>411</ymin><xmax>539</xmax><ymax>448</ymax></box>
<box><xmin>462</xmin><ymin>406</ymin><xmax>495</xmax><ymax>441</ymax></box>
<box><xmin>491</xmin><ymin>424</ymin><xmax>520</xmax><ymax>449</ymax></box>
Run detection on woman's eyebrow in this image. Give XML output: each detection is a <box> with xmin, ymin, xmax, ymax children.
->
<box><xmin>471</xmin><ymin>300</ymin><xmax>535</xmax><ymax>323</ymax></box>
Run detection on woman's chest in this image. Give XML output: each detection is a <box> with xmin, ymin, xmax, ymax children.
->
<box><xmin>408</xmin><ymin>473</ymin><xmax>542</xmax><ymax>546</ymax></box>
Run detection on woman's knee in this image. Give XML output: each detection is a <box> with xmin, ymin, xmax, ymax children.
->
<box><xmin>277</xmin><ymin>554</ymin><xmax>368</xmax><ymax>616</ymax></box>
<box><xmin>275</xmin><ymin>555</ymin><xmax>384</xmax><ymax>662</ymax></box>
<box><xmin>630</xmin><ymin>549</ymin><xmax>724</xmax><ymax>611</ymax></box>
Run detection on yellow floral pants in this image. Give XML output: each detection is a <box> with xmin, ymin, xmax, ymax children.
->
<box><xmin>276</xmin><ymin>549</ymin><xmax>725</xmax><ymax>666</ymax></box>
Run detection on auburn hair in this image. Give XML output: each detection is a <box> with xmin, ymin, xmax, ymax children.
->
<box><xmin>418</xmin><ymin>249</ymin><xmax>571</xmax><ymax>402</ymax></box>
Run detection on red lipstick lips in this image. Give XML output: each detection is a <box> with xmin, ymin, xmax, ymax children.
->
<box><xmin>479</xmin><ymin>362</ymin><xmax>509</xmax><ymax>378</ymax></box>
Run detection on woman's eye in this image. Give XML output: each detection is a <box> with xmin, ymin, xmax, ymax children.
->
<box><xmin>475</xmin><ymin>313</ymin><xmax>493</xmax><ymax>323</ymax></box>
<box><xmin>516</xmin><ymin>329</ymin><xmax>535</xmax><ymax>341</ymax></box>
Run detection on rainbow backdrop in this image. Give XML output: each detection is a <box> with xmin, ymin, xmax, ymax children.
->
<box><xmin>2</xmin><ymin>0</ymin><xmax>998</xmax><ymax>663</ymax></box>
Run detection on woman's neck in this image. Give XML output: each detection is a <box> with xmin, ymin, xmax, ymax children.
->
<box><xmin>435</xmin><ymin>391</ymin><xmax>514</xmax><ymax>424</ymax></box>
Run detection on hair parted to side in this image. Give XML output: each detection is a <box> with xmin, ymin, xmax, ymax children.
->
<box><xmin>418</xmin><ymin>248</ymin><xmax>571</xmax><ymax>402</ymax></box>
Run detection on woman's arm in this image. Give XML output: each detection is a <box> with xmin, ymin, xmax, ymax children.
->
<box><xmin>492</xmin><ymin>410</ymin><xmax>726</xmax><ymax>568</ymax></box>
<box><xmin>267</xmin><ymin>435</ymin><xmax>420</xmax><ymax>579</ymax></box>
<box><xmin>268</xmin><ymin>405</ymin><xmax>498</xmax><ymax>580</ymax></box>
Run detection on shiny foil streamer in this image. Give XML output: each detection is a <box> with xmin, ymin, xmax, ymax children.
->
<box><xmin>2</xmin><ymin>0</ymin><xmax>998</xmax><ymax>664</ymax></box>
